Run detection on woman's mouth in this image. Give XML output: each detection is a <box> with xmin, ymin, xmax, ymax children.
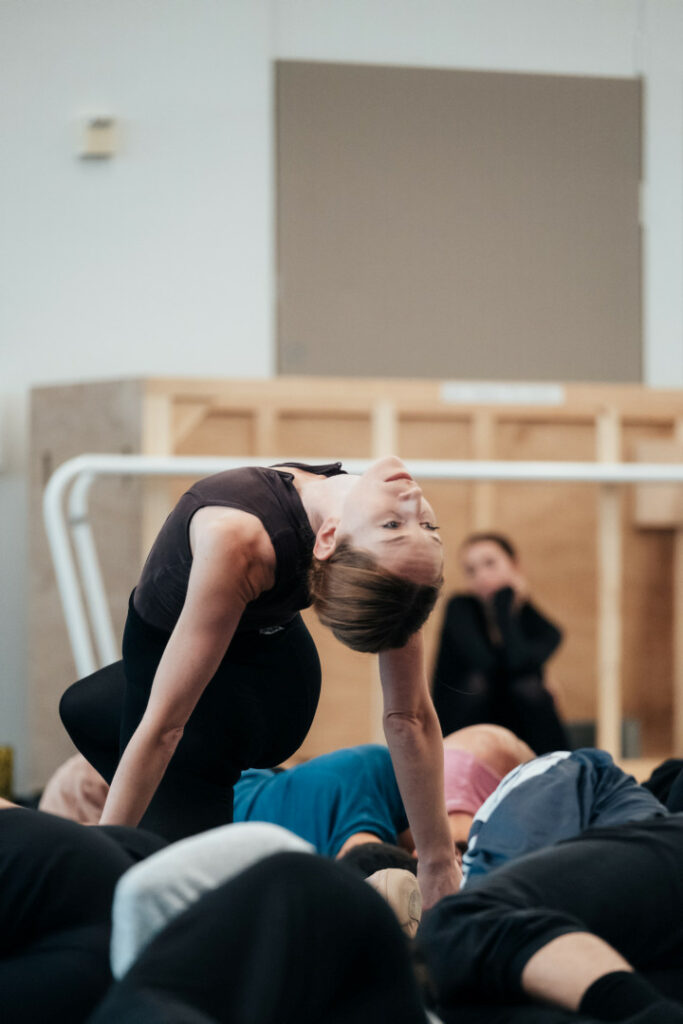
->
<box><xmin>385</xmin><ymin>472</ymin><xmax>413</xmax><ymax>483</ymax></box>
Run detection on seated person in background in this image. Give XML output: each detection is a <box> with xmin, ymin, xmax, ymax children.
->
<box><xmin>432</xmin><ymin>531</ymin><xmax>569</xmax><ymax>754</ymax></box>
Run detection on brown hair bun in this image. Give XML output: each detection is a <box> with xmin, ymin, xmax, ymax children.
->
<box><xmin>309</xmin><ymin>540</ymin><xmax>442</xmax><ymax>653</ymax></box>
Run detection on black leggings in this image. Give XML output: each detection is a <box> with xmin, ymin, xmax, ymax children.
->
<box><xmin>0</xmin><ymin>808</ymin><xmax>163</xmax><ymax>1024</ymax></box>
<box><xmin>419</xmin><ymin>815</ymin><xmax>683</xmax><ymax>1014</ymax></box>
<box><xmin>88</xmin><ymin>852</ymin><xmax>426</xmax><ymax>1024</ymax></box>
<box><xmin>60</xmin><ymin>595</ymin><xmax>321</xmax><ymax>841</ymax></box>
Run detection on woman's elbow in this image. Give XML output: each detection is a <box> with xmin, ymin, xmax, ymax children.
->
<box><xmin>383</xmin><ymin>708</ymin><xmax>430</xmax><ymax>741</ymax></box>
<box><xmin>144</xmin><ymin>721</ymin><xmax>184</xmax><ymax>756</ymax></box>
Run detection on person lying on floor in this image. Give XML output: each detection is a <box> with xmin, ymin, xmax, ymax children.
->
<box><xmin>38</xmin><ymin>723</ymin><xmax>533</xmax><ymax>864</ymax></box>
<box><xmin>93</xmin><ymin>849</ymin><xmax>435</xmax><ymax>1024</ymax></box>
<box><xmin>460</xmin><ymin>746</ymin><xmax>667</xmax><ymax>885</ymax></box>
<box><xmin>105</xmin><ymin>725</ymin><xmax>531</xmax><ymax>975</ymax></box>
<box><xmin>0</xmin><ymin>798</ymin><xmax>165</xmax><ymax>1024</ymax></box>
<box><xmin>0</xmin><ymin>798</ymin><xmax>425</xmax><ymax>1024</ymax></box>
<box><xmin>95</xmin><ymin>812</ymin><xmax>683</xmax><ymax>1024</ymax></box>
<box><xmin>231</xmin><ymin>723</ymin><xmax>534</xmax><ymax>864</ymax></box>
<box><xmin>419</xmin><ymin>813</ymin><xmax>683</xmax><ymax>1024</ymax></box>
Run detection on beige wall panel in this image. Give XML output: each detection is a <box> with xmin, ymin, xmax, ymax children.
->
<box><xmin>278</xmin><ymin>62</ymin><xmax>641</xmax><ymax>381</ymax></box>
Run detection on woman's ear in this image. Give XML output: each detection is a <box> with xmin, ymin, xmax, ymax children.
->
<box><xmin>313</xmin><ymin>516</ymin><xmax>340</xmax><ymax>560</ymax></box>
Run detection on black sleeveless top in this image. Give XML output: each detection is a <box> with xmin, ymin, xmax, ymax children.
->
<box><xmin>133</xmin><ymin>462</ymin><xmax>346</xmax><ymax>634</ymax></box>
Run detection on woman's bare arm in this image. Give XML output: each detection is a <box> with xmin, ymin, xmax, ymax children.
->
<box><xmin>379</xmin><ymin>631</ymin><xmax>461</xmax><ymax>909</ymax></box>
<box><xmin>99</xmin><ymin>515</ymin><xmax>269</xmax><ymax>828</ymax></box>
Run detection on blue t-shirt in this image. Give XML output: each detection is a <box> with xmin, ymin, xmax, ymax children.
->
<box><xmin>233</xmin><ymin>744</ymin><xmax>409</xmax><ymax>857</ymax></box>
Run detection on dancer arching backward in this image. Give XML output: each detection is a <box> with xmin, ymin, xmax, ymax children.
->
<box><xmin>60</xmin><ymin>457</ymin><xmax>459</xmax><ymax>906</ymax></box>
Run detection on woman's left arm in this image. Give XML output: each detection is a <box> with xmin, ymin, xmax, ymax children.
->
<box><xmin>379</xmin><ymin>631</ymin><xmax>461</xmax><ymax>909</ymax></box>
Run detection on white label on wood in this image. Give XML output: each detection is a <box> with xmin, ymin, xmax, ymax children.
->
<box><xmin>440</xmin><ymin>382</ymin><xmax>566</xmax><ymax>406</ymax></box>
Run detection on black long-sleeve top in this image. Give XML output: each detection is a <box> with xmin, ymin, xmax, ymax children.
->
<box><xmin>432</xmin><ymin>586</ymin><xmax>564</xmax><ymax>744</ymax></box>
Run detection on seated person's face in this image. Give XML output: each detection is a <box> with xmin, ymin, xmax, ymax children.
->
<box><xmin>461</xmin><ymin>541</ymin><xmax>516</xmax><ymax>601</ymax></box>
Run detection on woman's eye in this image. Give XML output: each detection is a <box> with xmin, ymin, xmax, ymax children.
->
<box><xmin>382</xmin><ymin>521</ymin><xmax>401</xmax><ymax>529</ymax></box>
<box><xmin>421</xmin><ymin>522</ymin><xmax>440</xmax><ymax>531</ymax></box>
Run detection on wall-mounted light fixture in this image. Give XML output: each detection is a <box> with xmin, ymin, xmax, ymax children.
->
<box><xmin>79</xmin><ymin>117</ymin><xmax>118</xmax><ymax>159</ymax></box>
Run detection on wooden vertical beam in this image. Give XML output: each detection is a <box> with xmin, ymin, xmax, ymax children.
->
<box><xmin>371</xmin><ymin>399</ymin><xmax>398</xmax><ymax>458</ymax></box>
<box><xmin>254</xmin><ymin>405</ymin><xmax>278</xmax><ymax>456</ymax></box>
<box><xmin>471</xmin><ymin>411</ymin><xmax>495</xmax><ymax>529</ymax></box>
<box><xmin>140</xmin><ymin>391</ymin><xmax>174</xmax><ymax>562</ymax></box>
<box><xmin>596</xmin><ymin>408</ymin><xmax>622</xmax><ymax>755</ymax></box>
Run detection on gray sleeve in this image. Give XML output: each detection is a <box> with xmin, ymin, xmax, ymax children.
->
<box><xmin>110</xmin><ymin>821</ymin><xmax>314</xmax><ymax>979</ymax></box>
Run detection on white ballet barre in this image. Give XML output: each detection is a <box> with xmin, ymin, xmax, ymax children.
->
<box><xmin>43</xmin><ymin>453</ymin><xmax>683</xmax><ymax>754</ymax></box>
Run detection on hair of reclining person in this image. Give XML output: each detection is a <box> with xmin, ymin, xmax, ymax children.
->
<box><xmin>338</xmin><ymin>841</ymin><xmax>418</xmax><ymax>879</ymax></box>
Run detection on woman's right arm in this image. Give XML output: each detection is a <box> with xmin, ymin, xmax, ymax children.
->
<box><xmin>99</xmin><ymin>516</ymin><xmax>268</xmax><ymax>828</ymax></box>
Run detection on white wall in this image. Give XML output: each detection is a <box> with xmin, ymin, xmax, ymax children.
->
<box><xmin>0</xmin><ymin>0</ymin><xmax>275</xmax><ymax>789</ymax></box>
<box><xmin>2</xmin><ymin>0</ymin><xmax>683</xmax><ymax>788</ymax></box>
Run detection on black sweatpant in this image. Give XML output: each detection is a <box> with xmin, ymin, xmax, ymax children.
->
<box><xmin>60</xmin><ymin>594</ymin><xmax>321</xmax><ymax>841</ymax></box>
<box><xmin>0</xmin><ymin>808</ymin><xmax>164</xmax><ymax>1024</ymax></box>
<box><xmin>88</xmin><ymin>851</ymin><xmax>427</xmax><ymax>1024</ymax></box>
<box><xmin>419</xmin><ymin>815</ymin><xmax>683</xmax><ymax>1013</ymax></box>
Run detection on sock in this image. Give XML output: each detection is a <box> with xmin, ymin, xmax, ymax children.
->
<box><xmin>580</xmin><ymin>971</ymin><xmax>681</xmax><ymax>1022</ymax></box>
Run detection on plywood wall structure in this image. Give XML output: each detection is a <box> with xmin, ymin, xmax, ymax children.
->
<box><xmin>30</xmin><ymin>378</ymin><xmax>683</xmax><ymax>786</ymax></box>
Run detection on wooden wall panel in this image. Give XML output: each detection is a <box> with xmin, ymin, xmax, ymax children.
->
<box><xmin>493</xmin><ymin>420</ymin><xmax>599</xmax><ymax>722</ymax></box>
<box><xmin>397</xmin><ymin>417</ymin><xmax>471</xmax><ymax>458</ymax></box>
<box><xmin>277</xmin><ymin>413</ymin><xmax>371</xmax><ymax>457</ymax></box>
<box><xmin>30</xmin><ymin>377</ymin><xmax>683</xmax><ymax>783</ymax></box>
<box><xmin>175</xmin><ymin>411</ymin><xmax>254</xmax><ymax>456</ymax></box>
<box><xmin>296</xmin><ymin>611</ymin><xmax>375</xmax><ymax>760</ymax></box>
<box><xmin>622</xmin><ymin>422</ymin><xmax>675</xmax><ymax>752</ymax></box>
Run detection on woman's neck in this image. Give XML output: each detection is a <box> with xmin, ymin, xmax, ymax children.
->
<box><xmin>295</xmin><ymin>472</ymin><xmax>359</xmax><ymax>533</ymax></box>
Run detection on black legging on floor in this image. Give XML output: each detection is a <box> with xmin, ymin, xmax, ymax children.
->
<box><xmin>418</xmin><ymin>815</ymin><xmax>683</xmax><ymax>1017</ymax></box>
<box><xmin>88</xmin><ymin>851</ymin><xmax>427</xmax><ymax>1024</ymax></box>
<box><xmin>0</xmin><ymin>808</ymin><xmax>164</xmax><ymax>1024</ymax></box>
<box><xmin>60</xmin><ymin>593</ymin><xmax>322</xmax><ymax>841</ymax></box>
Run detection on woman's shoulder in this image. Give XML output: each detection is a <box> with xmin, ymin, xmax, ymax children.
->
<box><xmin>190</xmin><ymin>506</ymin><xmax>277</xmax><ymax>591</ymax></box>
